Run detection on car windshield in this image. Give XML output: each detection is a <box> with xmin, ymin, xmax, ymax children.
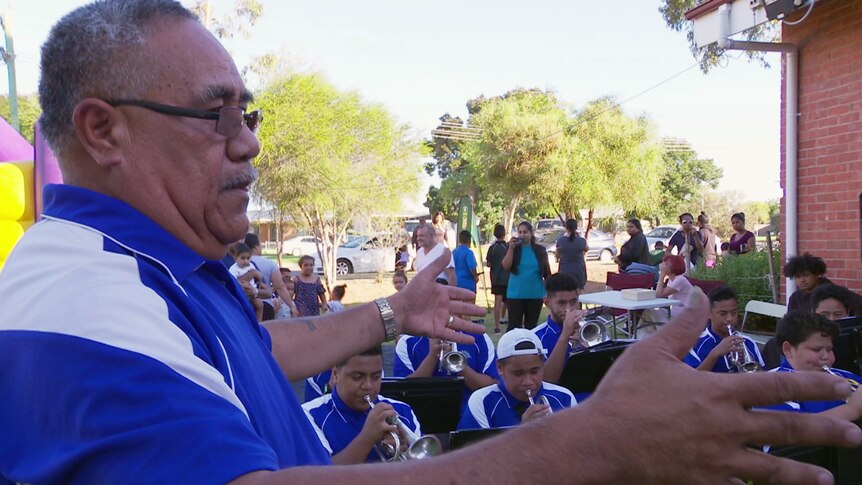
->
<box><xmin>539</xmin><ymin>230</ymin><xmax>564</xmax><ymax>243</ymax></box>
<box><xmin>341</xmin><ymin>236</ymin><xmax>368</xmax><ymax>248</ymax></box>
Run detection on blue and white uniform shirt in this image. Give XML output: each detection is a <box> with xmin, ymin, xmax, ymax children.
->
<box><xmin>302</xmin><ymin>388</ymin><xmax>421</xmax><ymax>463</ymax></box>
<box><xmin>0</xmin><ymin>185</ymin><xmax>330</xmax><ymax>484</ymax></box>
<box><xmin>760</xmin><ymin>359</ymin><xmax>862</xmax><ymax>414</ymax></box>
<box><xmin>304</xmin><ymin>369</ymin><xmax>333</xmax><ymax>403</ymax></box>
<box><xmin>532</xmin><ymin>316</ymin><xmax>584</xmax><ymax>357</ymax></box>
<box><xmin>684</xmin><ymin>325</ymin><xmax>765</xmax><ymax>373</ymax></box>
<box><xmin>394</xmin><ymin>333</ymin><xmax>499</xmax><ymax>380</ymax></box>
<box><xmin>457</xmin><ymin>380</ymin><xmax>576</xmax><ymax>430</ymax></box>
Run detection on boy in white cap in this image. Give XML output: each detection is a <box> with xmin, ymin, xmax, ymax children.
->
<box><xmin>457</xmin><ymin>329</ymin><xmax>577</xmax><ymax>429</ymax></box>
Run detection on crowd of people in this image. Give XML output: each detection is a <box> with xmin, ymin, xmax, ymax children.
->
<box><xmin>3</xmin><ymin>1</ymin><xmax>862</xmax><ymax>484</ymax></box>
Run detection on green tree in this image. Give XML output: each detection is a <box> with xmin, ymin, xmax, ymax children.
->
<box><xmin>189</xmin><ymin>0</ymin><xmax>263</xmax><ymax>40</ymax></box>
<box><xmin>537</xmin><ymin>97</ymin><xmax>664</xmax><ymax>234</ymax></box>
<box><xmin>652</xmin><ymin>142</ymin><xmax>722</xmax><ymax>225</ymax></box>
<box><xmin>0</xmin><ymin>94</ymin><xmax>41</xmax><ymax>144</ymax></box>
<box><xmin>462</xmin><ymin>89</ymin><xmax>567</xmax><ymax>233</ymax></box>
<box><xmin>658</xmin><ymin>0</ymin><xmax>777</xmax><ymax>72</ymax></box>
<box><xmin>253</xmin><ymin>73</ymin><xmax>424</xmax><ymax>289</ymax></box>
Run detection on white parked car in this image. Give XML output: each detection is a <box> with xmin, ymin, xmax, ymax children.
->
<box><xmin>313</xmin><ymin>235</ymin><xmax>396</xmax><ymax>275</ymax></box>
<box><xmin>281</xmin><ymin>235</ymin><xmax>321</xmax><ymax>257</ymax></box>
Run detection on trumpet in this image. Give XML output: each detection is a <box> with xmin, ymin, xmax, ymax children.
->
<box><xmin>364</xmin><ymin>395</ymin><xmax>442</xmax><ymax>461</ymax></box>
<box><xmin>726</xmin><ymin>325</ymin><xmax>761</xmax><ymax>373</ymax></box>
<box><xmin>439</xmin><ymin>341</ymin><xmax>469</xmax><ymax>373</ymax></box>
<box><xmin>525</xmin><ymin>389</ymin><xmax>553</xmax><ymax>415</ymax></box>
<box><xmin>822</xmin><ymin>365</ymin><xmax>859</xmax><ymax>400</ymax></box>
<box><xmin>578</xmin><ymin>319</ymin><xmax>609</xmax><ymax>347</ymax></box>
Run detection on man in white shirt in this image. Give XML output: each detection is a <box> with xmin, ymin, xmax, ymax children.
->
<box><xmin>414</xmin><ymin>224</ymin><xmax>455</xmax><ymax>285</ymax></box>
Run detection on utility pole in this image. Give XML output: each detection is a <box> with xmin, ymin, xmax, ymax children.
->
<box><xmin>1</xmin><ymin>8</ymin><xmax>20</xmax><ymax>132</ymax></box>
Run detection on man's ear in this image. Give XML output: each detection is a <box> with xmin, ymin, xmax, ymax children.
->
<box><xmin>72</xmin><ymin>99</ymin><xmax>128</xmax><ymax>168</ymax></box>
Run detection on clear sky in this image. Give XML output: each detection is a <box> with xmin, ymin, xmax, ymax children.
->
<box><xmin>2</xmin><ymin>0</ymin><xmax>784</xmax><ymax>211</ymax></box>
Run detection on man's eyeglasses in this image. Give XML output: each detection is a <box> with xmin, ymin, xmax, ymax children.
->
<box><xmin>107</xmin><ymin>99</ymin><xmax>263</xmax><ymax>138</ymax></box>
<box><xmin>681</xmin><ymin>220</ymin><xmax>694</xmax><ymax>224</ymax></box>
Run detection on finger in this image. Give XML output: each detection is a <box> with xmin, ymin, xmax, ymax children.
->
<box><xmin>742</xmin><ymin>409</ymin><xmax>862</xmax><ymax>448</ymax></box>
<box><xmin>448</xmin><ymin>300</ymin><xmax>487</xmax><ymax>319</ymax></box>
<box><xmin>446</xmin><ymin>285</ymin><xmax>479</xmax><ymax>303</ymax></box>
<box><xmin>444</xmin><ymin>326</ymin><xmax>479</xmax><ymax>344</ymax></box>
<box><xmin>731</xmin><ymin>372</ymin><xmax>853</xmax><ymax>408</ymax></box>
<box><xmin>640</xmin><ymin>286</ymin><xmax>709</xmax><ymax>358</ymax></box>
<box><xmin>423</xmin><ymin>248</ymin><xmax>453</xmax><ymax>280</ymax></box>
<box><xmin>729</xmin><ymin>447</ymin><xmax>835</xmax><ymax>485</ymax></box>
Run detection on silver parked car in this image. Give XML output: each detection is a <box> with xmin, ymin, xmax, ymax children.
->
<box><xmin>644</xmin><ymin>225</ymin><xmax>679</xmax><ymax>251</ymax></box>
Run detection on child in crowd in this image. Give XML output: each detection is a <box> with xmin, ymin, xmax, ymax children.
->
<box><xmin>783</xmin><ymin>253</ymin><xmax>831</xmax><ymax>312</ymax></box>
<box><xmin>293</xmin><ymin>255</ymin><xmax>327</xmax><ymax>317</ymax></box>
<box><xmin>228</xmin><ymin>243</ymin><xmax>264</xmax><ymax>321</ymax></box>
<box><xmin>392</xmin><ymin>270</ymin><xmax>408</xmax><ymax>292</ymax></box>
<box><xmin>761</xmin><ymin>310</ymin><xmax>861</xmax><ymax>419</ymax></box>
<box><xmin>452</xmin><ymin>230</ymin><xmax>479</xmax><ymax>296</ymax></box>
<box><xmin>274</xmin><ymin>267</ymin><xmax>298</xmax><ymax>320</ymax></box>
<box><xmin>653</xmin><ymin>254</ymin><xmax>692</xmax><ymax>317</ymax></box>
<box><xmin>328</xmin><ymin>285</ymin><xmax>346</xmax><ymax>313</ymax></box>
<box><xmin>395</xmin><ymin>245</ymin><xmax>410</xmax><ymax>271</ymax></box>
<box><xmin>649</xmin><ymin>241</ymin><xmax>665</xmax><ymax>266</ymax></box>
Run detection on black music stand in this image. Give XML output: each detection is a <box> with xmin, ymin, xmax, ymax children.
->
<box><xmin>449</xmin><ymin>427</ymin><xmax>510</xmax><ymax>450</ymax></box>
<box><xmin>834</xmin><ymin>317</ymin><xmax>862</xmax><ymax>376</ymax></box>
<box><xmin>557</xmin><ymin>340</ymin><xmax>637</xmax><ymax>395</ymax></box>
<box><xmin>379</xmin><ymin>377</ymin><xmax>464</xmax><ymax>434</ymax></box>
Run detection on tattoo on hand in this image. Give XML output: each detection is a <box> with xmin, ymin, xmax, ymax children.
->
<box><xmin>297</xmin><ymin>319</ymin><xmax>317</xmax><ymax>332</ymax></box>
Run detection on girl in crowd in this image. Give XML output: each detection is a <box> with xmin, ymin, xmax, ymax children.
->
<box><xmin>392</xmin><ymin>270</ymin><xmax>408</xmax><ymax>292</ymax></box>
<box><xmin>615</xmin><ymin>218</ymin><xmax>649</xmax><ymax>270</ymax></box>
<box><xmin>327</xmin><ymin>284</ymin><xmax>346</xmax><ymax>313</ymax></box>
<box><xmin>432</xmin><ymin>211</ymin><xmax>450</xmax><ymax>248</ymax></box>
<box><xmin>556</xmin><ymin>218</ymin><xmax>588</xmax><ymax>292</ymax></box>
<box><xmin>293</xmin><ymin>255</ymin><xmax>327</xmax><ymax>317</ymax></box>
<box><xmin>502</xmin><ymin>221</ymin><xmax>551</xmax><ymax>331</ymax></box>
<box><xmin>274</xmin><ymin>267</ymin><xmax>299</xmax><ymax>319</ymax></box>
<box><xmin>697</xmin><ymin>212</ymin><xmax>718</xmax><ymax>268</ymax></box>
<box><xmin>784</xmin><ymin>253</ymin><xmax>831</xmax><ymax>312</ymax></box>
<box><xmin>728</xmin><ymin>212</ymin><xmax>755</xmax><ymax>255</ymax></box>
<box><xmin>655</xmin><ymin>254</ymin><xmax>693</xmax><ymax>317</ymax></box>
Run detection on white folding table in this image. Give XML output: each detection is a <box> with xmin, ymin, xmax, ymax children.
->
<box><xmin>578</xmin><ymin>290</ymin><xmax>681</xmax><ymax>338</ymax></box>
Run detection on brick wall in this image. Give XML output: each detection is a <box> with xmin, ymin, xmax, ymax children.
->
<box><xmin>780</xmin><ymin>0</ymin><xmax>862</xmax><ymax>296</ymax></box>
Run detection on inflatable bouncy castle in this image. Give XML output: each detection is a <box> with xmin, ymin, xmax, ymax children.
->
<box><xmin>0</xmin><ymin>117</ymin><xmax>62</xmax><ymax>270</ymax></box>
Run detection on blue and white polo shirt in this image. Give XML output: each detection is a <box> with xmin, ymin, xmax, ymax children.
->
<box><xmin>0</xmin><ymin>185</ymin><xmax>330</xmax><ymax>484</ymax></box>
<box><xmin>302</xmin><ymin>388</ymin><xmax>421</xmax><ymax>463</ymax></box>
<box><xmin>684</xmin><ymin>324</ymin><xmax>765</xmax><ymax>373</ymax></box>
<box><xmin>457</xmin><ymin>380</ymin><xmax>576</xmax><ymax>429</ymax></box>
<box><xmin>760</xmin><ymin>359</ymin><xmax>862</xmax><ymax>413</ymax></box>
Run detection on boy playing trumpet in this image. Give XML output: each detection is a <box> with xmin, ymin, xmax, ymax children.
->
<box><xmin>302</xmin><ymin>346</ymin><xmax>421</xmax><ymax>464</ymax></box>
<box><xmin>458</xmin><ymin>329</ymin><xmax>576</xmax><ymax>429</ymax></box>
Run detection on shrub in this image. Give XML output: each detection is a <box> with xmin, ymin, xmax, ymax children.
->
<box><xmin>689</xmin><ymin>249</ymin><xmax>782</xmax><ymax>333</ymax></box>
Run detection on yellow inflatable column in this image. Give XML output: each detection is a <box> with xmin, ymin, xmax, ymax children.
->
<box><xmin>0</xmin><ymin>161</ymin><xmax>35</xmax><ymax>270</ymax></box>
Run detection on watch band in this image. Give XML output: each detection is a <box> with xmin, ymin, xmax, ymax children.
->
<box><xmin>374</xmin><ymin>298</ymin><xmax>397</xmax><ymax>342</ymax></box>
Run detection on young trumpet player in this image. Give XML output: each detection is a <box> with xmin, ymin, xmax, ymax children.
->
<box><xmin>760</xmin><ymin>311</ymin><xmax>862</xmax><ymax>419</ymax></box>
<box><xmin>458</xmin><ymin>329</ymin><xmax>577</xmax><ymax>430</ymax></box>
<box><xmin>532</xmin><ymin>273</ymin><xmax>589</xmax><ymax>384</ymax></box>
<box><xmin>684</xmin><ymin>286</ymin><xmax>765</xmax><ymax>373</ymax></box>
<box><xmin>302</xmin><ymin>346</ymin><xmax>422</xmax><ymax>464</ymax></box>
<box><xmin>393</xmin><ymin>331</ymin><xmax>498</xmax><ymax>407</ymax></box>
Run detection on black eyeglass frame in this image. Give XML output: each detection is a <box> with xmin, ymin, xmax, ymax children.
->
<box><xmin>106</xmin><ymin>98</ymin><xmax>263</xmax><ymax>137</ymax></box>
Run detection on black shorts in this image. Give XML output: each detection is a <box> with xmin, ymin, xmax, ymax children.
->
<box><xmin>491</xmin><ymin>285</ymin><xmax>508</xmax><ymax>300</ymax></box>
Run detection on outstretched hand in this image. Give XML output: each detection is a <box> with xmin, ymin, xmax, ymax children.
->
<box><xmin>389</xmin><ymin>249</ymin><xmax>486</xmax><ymax>345</ymax></box>
<box><xmin>570</xmin><ymin>287</ymin><xmax>861</xmax><ymax>484</ymax></box>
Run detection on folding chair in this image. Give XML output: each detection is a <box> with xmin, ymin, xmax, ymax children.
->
<box><xmin>741</xmin><ymin>300</ymin><xmax>787</xmax><ymax>328</ymax></box>
<box><xmin>685</xmin><ymin>276</ymin><xmax>725</xmax><ymax>296</ymax></box>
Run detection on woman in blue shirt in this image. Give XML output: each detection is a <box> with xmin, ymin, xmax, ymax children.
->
<box><xmin>501</xmin><ymin>221</ymin><xmax>551</xmax><ymax>331</ymax></box>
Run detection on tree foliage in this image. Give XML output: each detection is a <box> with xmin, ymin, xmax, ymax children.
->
<box><xmin>0</xmin><ymin>94</ymin><xmax>41</xmax><ymax>144</ymax></box>
<box><xmin>189</xmin><ymin>0</ymin><xmax>263</xmax><ymax>40</ymax></box>
<box><xmin>253</xmin><ymin>73</ymin><xmax>423</xmax><ymax>289</ymax></box>
<box><xmin>651</xmin><ymin>145</ymin><xmax>722</xmax><ymax>224</ymax></box>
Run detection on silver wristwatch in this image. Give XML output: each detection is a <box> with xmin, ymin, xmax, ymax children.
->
<box><xmin>374</xmin><ymin>298</ymin><xmax>397</xmax><ymax>341</ymax></box>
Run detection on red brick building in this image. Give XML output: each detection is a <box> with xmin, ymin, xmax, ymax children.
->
<box><xmin>780</xmin><ymin>0</ymin><xmax>862</xmax><ymax>294</ymax></box>
<box><xmin>687</xmin><ymin>0</ymin><xmax>862</xmax><ymax>298</ymax></box>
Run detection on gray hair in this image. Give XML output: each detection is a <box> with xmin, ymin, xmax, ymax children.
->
<box><xmin>38</xmin><ymin>0</ymin><xmax>198</xmax><ymax>158</ymax></box>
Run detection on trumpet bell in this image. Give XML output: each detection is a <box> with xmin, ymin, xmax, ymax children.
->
<box><xmin>442</xmin><ymin>351</ymin><xmax>467</xmax><ymax>373</ymax></box>
<box><xmin>579</xmin><ymin>320</ymin><xmax>610</xmax><ymax>347</ymax></box>
<box><xmin>405</xmin><ymin>435</ymin><xmax>443</xmax><ymax>460</ymax></box>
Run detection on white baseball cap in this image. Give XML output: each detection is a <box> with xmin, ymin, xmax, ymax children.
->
<box><xmin>497</xmin><ymin>328</ymin><xmax>546</xmax><ymax>360</ymax></box>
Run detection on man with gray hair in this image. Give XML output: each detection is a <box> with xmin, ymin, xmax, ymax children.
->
<box><xmin>414</xmin><ymin>223</ymin><xmax>455</xmax><ymax>285</ymax></box>
<box><xmin>0</xmin><ymin>1</ymin><xmax>859</xmax><ymax>484</ymax></box>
